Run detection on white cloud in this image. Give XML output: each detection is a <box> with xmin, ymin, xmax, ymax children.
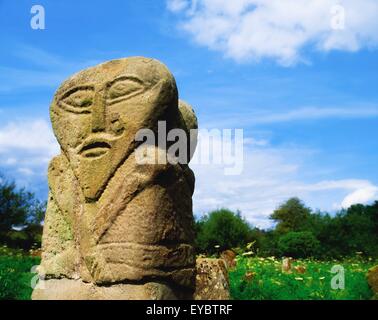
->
<box><xmin>0</xmin><ymin>66</ymin><xmax>65</xmax><ymax>92</ymax></box>
<box><xmin>0</xmin><ymin>119</ymin><xmax>59</xmax><ymax>194</ymax></box>
<box><xmin>0</xmin><ymin>46</ymin><xmax>102</xmax><ymax>92</ymax></box>
<box><xmin>244</xmin><ymin>137</ymin><xmax>268</xmax><ymax>146</ymax></box>
<box><xmin>167</xmin><ymin>0</ymin><xmax>190</xmax><ymax>12</ymax></box>
<box><xmin>341</xmin><ymin>185</ymin><xmax>378</xmax><ymax>209</ymax></box>
<box><xmin>251</xmin><ymin>106</ymin><xmax>378</xmax><ymax>124</ymax></box>
<box><xmin>0</xmin><ymin>119</ymin><xmax>59</xmax><ymax>156</ymax></box>
<box><xmin>167</xmin><ymin>0</ymin><xmax>378</xmax><ymax>65</ymax></box>
<box><xmin>191</xmin><ymin>139</ymin><xmax>378</xmax><ymax>228</ymax></box>
<box><xmin>200</xmin><ymin>106</ymin><xmax>378</xmax><ymax>128</ymax></box>
<box><xmin>17</xmin><ymin>167</ymin><xmax>35</xmax><ymax>176</ymax></box>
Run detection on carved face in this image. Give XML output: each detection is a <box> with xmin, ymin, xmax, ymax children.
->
<box><xmin>51</xmin><ymin>57</ymin><xmax>178</xmax><ymax>200</ymax></box>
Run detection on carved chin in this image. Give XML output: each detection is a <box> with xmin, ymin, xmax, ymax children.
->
<box><xmin>69</xmin><ymin>147</ymin><xmax>129</xmax><ymax>201</ymax></box>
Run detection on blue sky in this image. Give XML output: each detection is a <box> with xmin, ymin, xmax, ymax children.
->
<box><xmin>0</xmin><ymin>0</ymin><xmax>378</xmax><ymax>228</ymax></box>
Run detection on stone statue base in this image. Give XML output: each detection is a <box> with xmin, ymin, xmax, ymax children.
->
<box><xmin>32</xmin><ymin>279</ymin><xmax>193</xmax><ymax>300</ymax></box>
<box><xmin>32</xmin><ymin>258</ymin><xmax>230</xmax><ymax>300</ymax></box>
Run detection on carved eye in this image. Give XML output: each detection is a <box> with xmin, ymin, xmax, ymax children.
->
<box><xmin>59</xmin><ymin>88</ymin><xmax>94</xmax><ymax>113</ymax></box>
<box><xmin>106</xmin><ymin>78</ymin><xmax>144</xmax><ymax>105</ymax></box>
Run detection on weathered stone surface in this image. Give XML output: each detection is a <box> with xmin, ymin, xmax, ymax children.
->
<box><xmin>32</xmin><ymin>279</ymin><xmax>190</xmax><ymax>300</ymax></box>
<box><xmin>179</xmin><ymin>100</ymin><xmax>198</xmax><ymax>161</ymax></box>
<box><xmin>220</xmin><ymin>250</ymin><xmax>237</xmax><ymax>269</ymax></box>
<box><xmin>367</xmin><ymin>265</ymin><xmax>378</xmax><ymax>295</ymax></box>
<box><xmin>194</xmin><ymin>258</ymin><xmax>230</xmax><ymax>300</ymax></box>
<box><xmin>33</xmin><ymin>57</ymin><xmax>198</xmax><ymax>300</ymax></box>
<box><xmin>294</xmin><ymin>265</ymin><xmax>306</xmax><ymax>274</ymax></box>
<box><xmin>282</xmin><ymin>257</ymin><xmax>293</xmax><ymax>273</ymax></box>
<box><xmin>33</xmin><ymin>258</ymin><xmax>230</xmax><ymax>300</ymax></box>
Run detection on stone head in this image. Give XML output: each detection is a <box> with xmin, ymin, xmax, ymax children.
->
<box><xmin>51</xmin><ymin>57</ymin><xmax>178</xmax><ymax>200</ymax></box>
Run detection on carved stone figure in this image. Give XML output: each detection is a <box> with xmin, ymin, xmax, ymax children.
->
<box><xmin>32</xmin><ymin>57</ymin><xmax>198</xmax><ymax>300</ymax></box>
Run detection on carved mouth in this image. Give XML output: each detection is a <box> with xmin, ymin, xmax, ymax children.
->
<box><xmin>80</xmin><ymin>141</ymin><xmax>111</xmax><ymax>158</ymax></box>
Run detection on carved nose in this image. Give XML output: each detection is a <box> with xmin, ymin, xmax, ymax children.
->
<box><xmin>91</xmin><ymin>91</ymin><xmax>106</xmax><ymax>132</ymax></box>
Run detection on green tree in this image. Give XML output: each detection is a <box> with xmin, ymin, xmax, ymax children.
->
<box><xmin>0</xmin><ymin>176</ymin><xmax>34</xmax><ymax>233</ymax></box>
<box><xmin>26</xmin><ymin>199</ymin><xmax>46</xmax><ymax>226</ymax></box>
<box><xmin>195</xmin><ymin>209</ymin><xmax>253</xmax><ymax>254</ymax></box>
<box><xmin>0</xmin><ymin>174</ymin><xmax>46</xmax><ymax>249</ymax></box>
<box><xmin>278</xmin><ymin>231</ymin><xmax>320</xmax><ymax>258</ymax></box>
<box><xmin>270</xmin><ymin>197</ymin><xmax>312</xmax><ymax>234</ymax></box>
<box><xmin>316</xmin><ymin>203</ymin><xmax>378</xmax><ymax>258</ymax></box>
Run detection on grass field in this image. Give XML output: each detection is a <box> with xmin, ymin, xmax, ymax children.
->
<box><xmin>0</xmin><ymin>247</ymin><xmax>376</xmax><ymax>300</ymax></box>
<box><xmin>0</xmin><ymin>247</ymin><xmax>40</xmax><ymax>300</ymax></box>
<box><xmin>230</xmin><ymin>256</ymin><xmax>376</xmax><ymax>300</ymax></box>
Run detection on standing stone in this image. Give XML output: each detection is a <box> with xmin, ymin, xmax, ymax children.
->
<box><xmin>294</xmin><ymin>265</ymin><xmax>306</xmax><ymax>274</ymax></box>
<box><xmin>282</xmin><ymin>257</ymin><xmax>293</xmax><ymax>273</ymax></box>
<box><xmin>367</xmin><ymin>265</ymin><xmax>378</xmax><ymax>298</ymax></box>
<box><xmin>194</xmin><ymin>258</ymin><xmax>230</xmax><ymax>300</ymax></box>
<box><xmin>32</xmin><ymin>57</ymin><xmax>198</xmax><ymax>300</ymax></box>
<box><xmin>220</xmin><ymin>250</ymin><xmax>237</xmax><ymax>269</ymax></box>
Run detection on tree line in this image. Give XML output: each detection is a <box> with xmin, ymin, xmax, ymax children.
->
<box><xmin>195</xmin><ymin>198</ymin><xmax>378</xmax><ymax>259</ymax></box>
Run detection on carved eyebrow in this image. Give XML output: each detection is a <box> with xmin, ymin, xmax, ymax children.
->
<box><xmin>58</xmin><ymin>85</ymin><xmax>95</xmax><ymax>100</ymax></box>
